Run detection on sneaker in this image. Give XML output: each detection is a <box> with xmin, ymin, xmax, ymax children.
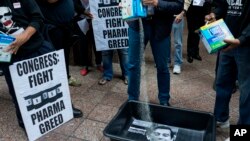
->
<box><xmin>80</xmin><ymin>68</ymin><xmax>88</xmax><ymax>76</ymax></box>
<box><xmin>68</xmin><ymin>77</ymin><xmax>81</xmax><ymax>87</ymax></box>
<box><xmin>124</xmin><ymin>77</ymin><xmax>128</xmax><ymax>85</ymax></box>
<box><xmin>225</xmin><ymin>137</ymin><xmax>230</xmax><ymax>141</ymax></box>
<box><xmin>217</xmin><ymin>119</ymin><xmax>230</xmax><ymax>128</ymax></box>
<box><xmin>96</xmin><ymin>65</ymin><xmax>104</xmax><ymax>72</ymax></box>
<box><xmin>173</xmin><ymin>65</ymin><xmax>181</xmax><ymax>74</ymax></box>
<box><xmin>98</xmin><ymin>78</ymin><xmax>109</xmax><ymax>85</ymax></box>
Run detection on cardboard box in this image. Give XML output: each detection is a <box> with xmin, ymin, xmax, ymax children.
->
<box><xmin>200</xmin><ymin>19</ymin><xmax>234</xmax><ymax>54</ymax></box>
<box><xmin>121</xmin><ymin>0</ymin><xmax>147</xmax><ymax>20</ymax></box>
<box><xmin>0</xmin><ymin>34</ymin><xmax>15</xmax><ymax>62</ymax></box>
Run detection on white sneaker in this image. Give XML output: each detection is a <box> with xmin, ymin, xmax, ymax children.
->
<box><xmin>225</xmin><ymin>137</ymin><xmax>230</xmax><ymax>141</ymax></box>
<box><xmin>217</xmin><ymin>119</ymin><xmax>230</xmax><ymax>128</ymax></box>
<box><xmin>173</xmin><ymin>65</ymin><xmax>181</xmax><ymax>74</ymax></box>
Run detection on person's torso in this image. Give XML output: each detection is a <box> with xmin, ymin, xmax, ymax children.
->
<box><xmin>37</xmin><ymin>0</ymin><xmax>75</xmax><ymax>24</ymax></box>
<box><xmin>0</xmin><ymin>0</ymin><xmax>43</xmax><ymax>56</ymax></box>
<box><xmin>224</xmin><ymin>0</ymin><xmax>249</xmax><ymax>37</ymax></box>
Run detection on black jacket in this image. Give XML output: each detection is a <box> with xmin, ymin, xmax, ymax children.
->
<box><xmin>0</xmin><ymin>0</ymin><xmax>44</xmax><ymax>57</ymax></box>
<box><xmin>213</xmin><ymin>0</ymin><xmax>250</xmax><ymax>47</ymax></box>
<box><xmin>128</xmin><ymin>0</ymin><xmax>184</xmax><ymax>40</ymax></box>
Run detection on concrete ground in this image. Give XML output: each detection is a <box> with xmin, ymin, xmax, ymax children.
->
<box><xmin>0</xmin><ymin>25</ymin><xmax>239</xmax><ymax>141</ymax></box>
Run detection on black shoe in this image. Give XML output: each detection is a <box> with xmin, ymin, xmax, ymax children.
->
<box><xmin>193</xmin><ymin>55</ymin><xmax>202</xmax><ymax>61</ymax></box>
<box><xmin>73</xmin><ymin>107</ymin><xmax>83</xmax><ymax>118</ymax></box>
<box><xmin>0</xmin><ymin>69</ymin><xmax>3</xmax><ymax>76</ymax></box>
<box><xmin>187</xmin><ymin>56</ymin><xmax>193</xmax><ymax>63</ymax></box>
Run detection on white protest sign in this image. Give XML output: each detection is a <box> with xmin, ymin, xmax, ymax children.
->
<box><xmin>90</xmin><ymin>0</ymin><xmax>129</xmax><ymax>51</ymax></box>
<box><xmin>9</xmin><ymin>50</ymin><xmax>73</xmax><ymax>141</ymax></box>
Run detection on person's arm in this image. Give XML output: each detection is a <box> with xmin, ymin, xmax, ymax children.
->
<box><xmin>238</xmin><ymin>23</ymin><xmax>250</xmax><ymax>46</ymax></box>
<box><xmin>73</xmin><ymin>0</ymin><xmax>93</xmax><ymax>18</ymax></box>
<box><xmin>174</xmin><ymin>0</ymin><xmax>190</xmax><ymax>23</ymax></box>
<box><xmin>24</xmin><ymin>0</ymin><xmax>44</xmax><ymax>32</ymax></box>
<box><xmin>143</xmin><ymin>0</ymin><xmax>184</xmax><ymax>15</ymax></box>
<box><xmin>5</xmin><ymin>0</ymin><xmax>44</xmax><ymax>54</ymax></box>
<box><xmin>223</xmin><ymin>23</ymin><xmax>250</xmax><ymax>51</ymax></box>
<box><xmin>5</xmin><ymin>27</ymin><xmax>37</xmax><ymax>54</ymax></box>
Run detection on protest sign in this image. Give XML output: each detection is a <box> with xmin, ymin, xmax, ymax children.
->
<box><xmin>9</xmin><ymin>50</ymin><xmax>73</xmax><ymax>141</ymax></box>
<box><xmin>90</xmin><ymin>0</ymin><xmax>129</xmax><ymax>51</ymax></box>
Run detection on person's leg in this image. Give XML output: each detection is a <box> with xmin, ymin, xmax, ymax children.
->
<box><xmin>88</xmin><ymin>25</ymin><xmax>102</xmax><ymax>67</ymax></box>
<box><xmin>127</xmin><ymin>21</ymin><xmax>143</xmax><ymax>100</ymax></box>
<box><xmin>79</xmin><ymin>34</ymin><xmax>91</xmax><ymax>76</ymax></box>
<box><xmin>49</xmin><ymin>27</ymin><xmax>71</xmax><ymax>78</ymax></box>
<box><xmin>235</xmin><ymin>46</ymin><xmax>250</xmax><ymax>124</ymax></box>
<box><xmin>1</xmin><ymin>41</ymin><xmax>55</xmax><ymax>128</ymax></box>
<box><xmin>79</xmin><ymin>36</ymin><xmax>91</xmax><ymax>75</ymax></box>
<box><xmin>117</xmin><ymin>48</ymin><xmax>129</xmax><ymax>84</ymax></box>
<box><xmin>186</xmin><ymin>7</ymin><xmax>203</xmax><ymax>62</ymax></box>
<box><xmin>151</xmin><ymin>36</ymin><xmax>171</xmax><ymax>105</ymax></box>
<box><xmin>99</xmin><ymin>50</ymin><xmax>113</xmax><ymax>85</ymax></box>
<box><xmin>2</xmin><ymin>62</ymin><xmax>24</xmax><ymax>127</ymax></box>
<box><xmin>214</xmin><ymin>50</ymin><xmax>237</xmax><ymax>123</ymax></box>
<box><xmin>173</xmin><ymin>20</ymin><xmax>184</xmax><ymax>66</ymax></box>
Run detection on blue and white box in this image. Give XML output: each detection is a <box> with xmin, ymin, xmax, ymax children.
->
<box><xmin>200</xmin><ymin>19</ymin><xmax>234</xmax><ymax>54</ymax></box>
<box><xmin>121</xmin><ymin>0</ymin><xmax>147</xmax><ymax>20</ymax></box>
<box><xmin>0</xmin><ymin>34</ymin><xmax>15</xmax><ymax>62</ymax></box>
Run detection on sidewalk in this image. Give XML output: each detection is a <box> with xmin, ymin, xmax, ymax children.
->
<box><xmin>0</xmin><ymin>30</ymin><xmax>239</xmax><ymax>141</ymax></box>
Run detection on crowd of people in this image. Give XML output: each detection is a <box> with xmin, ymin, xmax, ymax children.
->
<box><xmin>0</xmin><ymin>0</ymin><xmax>249</xmax><ymax>141</ymax></box>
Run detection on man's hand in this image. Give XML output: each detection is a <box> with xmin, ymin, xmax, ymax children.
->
<box><xmin>223</xmin><ymin>39</ymin><xmax>241</xmax><ymax>52</ymax></box>
<box><xmin>174</xmin><ymin>11</ymin><xmax>184</xmax><ymax>23</ymax></box>
<box><xmin>84</xmin><ymin>11</ymin><xmax>93</xmax><ymax>19</ymax></box>
<box><xmin>205</xmin><ymin>13</ymin><xmax>216</xmax><ymax>24</ymax></box>
<box><xmin>4</xmin><ymin>26</ymin><xmax>36</xmax><ymax>54</ymax></box>
<box><xmin>142</xmin><ymin>0</ymin><xmax>158</xmax><ymax>7</ymax></box>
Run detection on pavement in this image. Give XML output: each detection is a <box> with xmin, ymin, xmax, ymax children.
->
<box><xmin>0</xmin><ymin>25</ymin><xmax>239</xmax><ymax>141</ymax></box>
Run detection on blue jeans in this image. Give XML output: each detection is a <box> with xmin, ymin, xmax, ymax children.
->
<box><xmin>168</xmin><ymin>20</ymin><xmax>184</xmax><ymax>66</ymax></box>
<box><xmin>128</xmin><ymin>19</ymin><xmax>171</xmax><ymax>104</ymax></box>
<box><xmin>102</xmin><ymin>49</ymin><xmax>128</xmax><ymax>80</ymax></box>
<box><xmin>215</xmin><ymin>46</ymin><xmax>250</xmax><ymax>124</ymax></box>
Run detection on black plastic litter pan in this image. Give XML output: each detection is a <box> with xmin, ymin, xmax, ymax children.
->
<box><xmin>104</xmin><ymin>100</ymin><xmax>215</xmax><ymax>141</ymax></box>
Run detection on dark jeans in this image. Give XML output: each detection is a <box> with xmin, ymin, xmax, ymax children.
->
<box><xmin>87</xmin><ymin>23</ymin><xmax>102</xmax><ymax>66</ymax></box>
<box><xmin>2</xmin><ymin>41</ymin><xmax>54</xmax><ymax>126</ymax></box>
<box><xmin>72</xmin><ymin>20</ymin><xmax>102</xmax><ymax>67</ymax></box>
<box><xmin>214</xmin><ymin>46</ymin><xmax>250</xmax><ymax>124</ymax></box>
<box><xmin>49</xmin><ymin>27</ymin><xmax>72</xmax><ymax>78</ymax></box>
<box><xmin>128</xmin><ymin>19</ymin><xmax>171</xmax><ymax>104</ymax></box>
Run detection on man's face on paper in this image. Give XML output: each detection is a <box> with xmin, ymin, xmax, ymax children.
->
<box><xmin>149</xmin><ymin>128</ymin><xmax>173</xmax><ymax>141</ymax></box>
